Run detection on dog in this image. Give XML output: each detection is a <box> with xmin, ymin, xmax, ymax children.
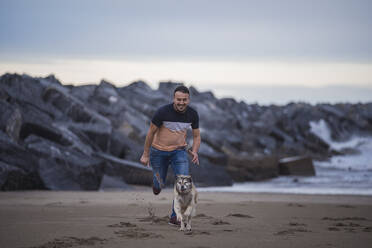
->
<box><xmin>173</xmin><ymin>175</ymin><xmax>198</xmax><ymax>231</ymax></box>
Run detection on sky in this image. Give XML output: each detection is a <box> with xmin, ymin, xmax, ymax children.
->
<box><xmin>0</xmin><ymin>0</ymin><xmax>372</xmax><ymax>104</ymax></box>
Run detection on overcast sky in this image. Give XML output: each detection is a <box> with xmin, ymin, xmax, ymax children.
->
<box><xmin>1</xmin><ymin>0</ymin><xmax>371</xmax><ymax>104</ymax></box>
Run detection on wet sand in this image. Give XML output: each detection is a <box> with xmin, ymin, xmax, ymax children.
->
<box><xmin>1</xmin><ymin>189</ymin><xmax>372</xmax><ymax>248</ymax></box>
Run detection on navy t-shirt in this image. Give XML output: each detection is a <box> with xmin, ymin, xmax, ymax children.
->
<box><xmin>151</xmin><ymin>104</ymin><xmax>199</xmax><ymax>151</ymax></box>
<box><xmin>152</xmin><ymin>104</ymin><xmax>199</xmax><ymax>130</ymax></box>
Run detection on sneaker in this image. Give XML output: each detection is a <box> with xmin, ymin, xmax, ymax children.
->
<box><xmin>152</xmin><ymin>185</ymin><xmax>161</xmax><ymax>195</ymax></box>
<box><xmin>168</xmin><ymin>216</ymin><xmax>180</xmax><ymax>226</ymax></box>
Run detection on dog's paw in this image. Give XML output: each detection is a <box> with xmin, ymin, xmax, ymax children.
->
<box><xmin>186</xmin><ymin>224</ymin><xmax>192</xmax><ymax>231</ymax></box>
<box><xmin>179</xmin><ymin>226</ymin><xmax>186</xmax><ymax>231</ymax></box>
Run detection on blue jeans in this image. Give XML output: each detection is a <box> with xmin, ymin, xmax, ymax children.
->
<box><xmin>150</xmin><ymin>146</ymin><xmax>190</xmax><ymax>218</ymax></box>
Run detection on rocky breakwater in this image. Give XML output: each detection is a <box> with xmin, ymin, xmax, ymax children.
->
<box><xmin>1</xmin><ymin>73</ymin><xmax>372</xmax><ymax>190</ymax></box>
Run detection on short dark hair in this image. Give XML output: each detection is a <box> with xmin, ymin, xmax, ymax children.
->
<box><xmin>174</xmin><ymin>85</ymin><xmax>190</xmax><ymax>95</ymax></box>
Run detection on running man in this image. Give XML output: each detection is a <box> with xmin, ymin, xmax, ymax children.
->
<box><xmin>140</xmin><ymin>85</ymin><xmax>200</xmax><ymax>225</ymax></box>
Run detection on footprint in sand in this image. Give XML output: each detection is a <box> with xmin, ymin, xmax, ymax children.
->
<box><xmin>108</xmin><ymin>219</ymin><xmax>164</xmax><ymax>239</ymax></box>
<box><xmin>115</xmin><ymin>229</ymin><xmax>164</xmax><ymax>239</ymax></box>
<box><xmin>337</xmin><ymin>205</ymin><xmax>356</xmax><ymax>209</ymax></box>
<box><xmin>189</xmin><ymin>246</ymin><xmax>211</xmax><ymax>248</ymax></box>
<box><xmin>289</xmin><ymin>222</ymin><xmax>307</xmax><ymax>227</ymax></box>
<box><xmin>226</xmin><ymin>213</ymin><xmax>254</xmax><ymax>218</ymax></box>
<box><xmin>184</xmin><ymin>230</ymin><xmax>211</xmax><ymax>236</ymax></box>
<box><xmin>328</xmin><ymin>227</ymin><xmax>341</xmax><ymax>231</ymax></box>
<box><xmin>211</xmin><ymin>219</ymin><xmax>231</xmax><ymax>225</ymax></box>
<box><xmin>334</xmin><ymin>222</ymin><xmax>361</xmax><ymax>227</ymax></box>
<box><xmin>326</xmin><ymin>220</ymin><xmax>371</xmax><ymax>233</ymax></box>
<box><xmin>275</xmin><ymin>228</ymin><xmax>311</xmax><ymax>235</ymax></box>
<box><xmin>137</xmin><ymin>215</ymin><xmax>169</xmax><ymax>224</ymax></box>
<box><xmin>107</xmin><ymin>222</ymin><xmax>137</xmax><ymax>228</ymax></box>
<box><xmin>28</xmin><ymin>236</ymin><xmax>107</xmax><ymax>248</ymax></box>
<box><xmin>194</xmin><ymin>213</ymin><xmax>214</xmax><ymax>219</ymax></box>
<box><xmin>322</xmin><ymin>217</ymin><xmax>369</xmax><ymax>221</ymax></box>
<box><xmin>44</xmin><ymin>202</ymin><xmax>63</xmax><ymax>207</ymax></box>
<box><xmin>288</xmin><ymin>203</ymin><xmax>305</xmax><ymax>208</ymax></box>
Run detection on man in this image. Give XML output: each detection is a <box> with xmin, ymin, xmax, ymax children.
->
<box><xmin>140</xmin><ymin>85</ymin><xmax>201</xmax><ymax>225</ymax></box>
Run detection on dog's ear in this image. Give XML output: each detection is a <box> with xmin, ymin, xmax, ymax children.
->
<box><xmin>187</xmin><ymin>176</ymin><xmax>192</xmax><ymax>183</ymax></box>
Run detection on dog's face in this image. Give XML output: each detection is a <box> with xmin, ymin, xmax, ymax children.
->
<box><xmin>175</xmin><ymin>175</ymin><xmax>193</xmax><ymax>194</ymax></box>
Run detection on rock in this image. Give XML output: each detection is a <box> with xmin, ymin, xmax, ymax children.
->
<box><xmin>87</xmin><ymin>80</ymin><xmax>126</xmax><ymax>117</ymax></box>
<box><xmin>227</xmin><ymin>155</ymin><xmax>279</xmax><ymax>182</ymax></box>
<box><xmin>1</xmin><ymin>73</ymin><xmax>372</xmax><ymax>190</ymax></box>
<box><xmin>24</xmin><ymin>134</ymin><xmax>105</xmax><ymax>190</ymax></box>
<box><xmin>0</xmin><ymin>161</ymin><xmax>28</xmax><ymax>190</ymax></box>
<box><xmin>190</xmin><ymin>157</ymin><xmax>233</xmax><ymax>187</ymax></box>
<box><xmin>0</xmin><ymin>100</ymin><xmax>22</xmax><ymax>142</ymax></box>
<box><xmin>0</xmin><ymin>131</ymin><xmax>45</xmax><ymax>190</ymax></box>
<box><xmin>278</xmin><ymin>156</ymin><xmax>316</xmax><ymax>176</ymax></box>
<box><xmin>269</xmin><ymin>126</ymin><xmax>294</xmax><ymax>143</ymax></box>
<box><xmin>0</xmin><ymin>87</ymin><xmax>10</xmax><ymax>101</ymax></box>
<box><xmin>109</xmin><ymin>129</ymin><xmax>144</xmax><ymax>161</ymax></box>
<box><xmin>99</xmin><ymin>174</ymin><xmax>132</xmax><ymax>190</ymax></box>
<box><xmin>50</xmin><ymin>123</ymin><xmax>96</xmax><ymax>156</ymax></box>
<box><xmin>42</xmin><ymin>85</ymin><xmax>111</xmax><ymax>125</ymax></box>
<box><xmin>0</xmin><ymin>73</ymin><xmax>58</xmax><ymax>117</ymax></box>
<box><xmin>197</xmin><ymin>142</ymin><xmax>228</xmax><ymax>166</ymax></box>
<box><xmin>158</xmin><ymin>81</ymin><xmax>183</xmax><ymax>95</ymax></box>
<box><xmin>0</xmin><ymin>161</ymin><xmax>44</xmax><ymax>190</ymax></box>
<box><xmin>96</xmin><ymin>152</ymin><xmax>153</xmax><ymax>186</ymax></box>
<box><xmin>65</xmin><ymin>122</ymin><xmax>112</xmax><ymax>152</ymax></box>
<box><xmin>70</xmin><ymin>84</ymin><xmax>97</xmax><ymax>103</ymax></box>
<box><xmin>20</xmin><ymin>121</ymin><xmax>71</xmax><ymax>147</ymax></box>
<box><xmin>38</xmin><ymin>155</ymin><xmax>104</xmax><ymax>190</ymax></box>
<box><xmin>318</xmin><ymin>104</ymin><xmax>345</xmax><ymax>119</ymax></box>
<box><xmin>118</xmin><ymin>81</ymin><xmax>166</xmax><ymax>118</ymax></box>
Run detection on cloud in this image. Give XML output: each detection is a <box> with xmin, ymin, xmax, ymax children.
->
<box><xmin>1</xmin><ymin>0</ymin><xmax>371</xmax><ymax>62</ymax></box>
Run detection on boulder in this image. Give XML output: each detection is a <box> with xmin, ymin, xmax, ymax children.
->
<box><xmin>0</xmin><ymin>100</ymin><xmax>22</xmax><ymax>142</ymax></box>
<box><xmin>0</xmin><ymin>161</ymin><xmax>31</xmax><ymax>190</ymax></box>
<box><xmin>278</xmin><ymin>156</ymin><xmax>316</xmax><ymax>176</ymax></box>
<box><xmin>108</xmin><ymin>129</ymin><xmax>143</xmax><ymax>161</ymax></box>
<box><xmin>96</xmin><ymin>152</ymin><xmax>153</xmax><ymax>186</ymax></box>
<box><xmin>0</xmin><ymin>74</ymin><xmax>58</xmax><ymax>117</ymax></box>
<box><xmin>227</xmin><ymin>155</ymin><xmax>279</xmax><ymax>182</ymax></box>
<box><xmin>65</xmin><ymin>122</ymin><xmax>112</xmax><ymax>152</ymax></box>
<box><xmin>42</xmin><ymin>85</ymin><xmax>111</xmax><ymax>125</ymax></box>
<box><xmin>99</xmin><ymin>174</ymin><xmax>132</xmax><ymax>190</ymax></box>
<box><xmin>0</xmin><ymin>131</ymin><xmax>45</xmax><ymax>190</ymax></box>
<box><xmin>38</xmin><ymin>156</ymin><xmax>104</xmax><ymax>190</ymax></box>
<box><xmin>24</xmin><ymin>134</ymin><xmax>105</xmax><ymax>190</ymax></box>
<box><xmin>158</xmin><ymin>81</ymin><xmax>183</xmax><ymax>96</ymax></box>
<box><xmin>87</xmin><ymin>80</ymin><xmax>127</xmax><ymax>117</ymax></box>
<box><xmin>118</xmin><ymin>81</ymin><xmax>166</xmax><ymax>118</ymax></box>
<box><xmin>190</xmin><ymin>157</ymin><xmax>233</xmax><ymax>187</ymax></box>
<box><xmin>2</xmin><ymin>73</ymin><xmax>372</xmax><ymax>190</ymax></box>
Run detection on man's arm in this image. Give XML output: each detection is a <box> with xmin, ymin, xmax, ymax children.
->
<box><xmin>140</xmin><ymin>123</ymin><xmax>159</xmax><ymax>167</ymax></box>
<box><xmin>189</xmin><ymin>128</ymin><xmax>201</xmax><ymax>165</ymax></box>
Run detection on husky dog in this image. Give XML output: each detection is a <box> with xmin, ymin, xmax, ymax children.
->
<box><xmin>174</xmin><ymin>175</ymin><xmax>198</xmax><ymax>231</ymax></box>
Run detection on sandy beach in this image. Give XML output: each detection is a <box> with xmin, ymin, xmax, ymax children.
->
<box><xmin>1</xmin><ymin>188</ymin><xmax>372</xmax><ymax>248</ymax></box>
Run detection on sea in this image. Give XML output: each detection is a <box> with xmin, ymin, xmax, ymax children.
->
<box><xmin>200</xmin><ymin>119</ymin><xmax>372</xmax><ymax>196</ymax></box>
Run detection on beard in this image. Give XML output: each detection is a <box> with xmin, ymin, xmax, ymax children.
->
<box><xmin>174</xmin><ymin>104</ymin><xmax>187</xmax><ymax>112</ymax></box>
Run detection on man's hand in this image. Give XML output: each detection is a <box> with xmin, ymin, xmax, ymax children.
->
<box><xmin>188</xmin><ymin>149</ymin><xmax>199</xmax><ymax>166</ymax></box>
<box><xmin>140</xmin><ymin>154</ymin><xmax>150</xmax><ymax>167</ymax></box>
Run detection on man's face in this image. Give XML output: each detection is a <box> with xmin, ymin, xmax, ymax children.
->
<box><xmin>173</xmin><ymin>91</ymin><xmax>190</xmax><ymax>113</ymax></box>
